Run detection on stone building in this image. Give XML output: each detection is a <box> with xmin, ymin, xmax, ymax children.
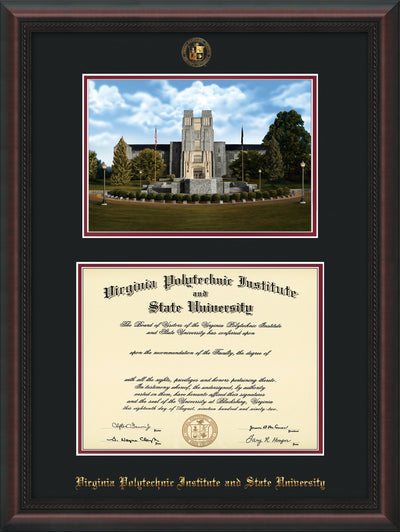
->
<box><xmin>125</xmin><ymin>110</ymin><xmax>264</xmax><ymax>179</ymax></box>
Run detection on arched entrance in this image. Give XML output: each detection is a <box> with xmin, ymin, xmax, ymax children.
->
<box><xmin>193</xmin><ymin>168</ymin><xmax>203</xmax><ymax>179</ymax></box>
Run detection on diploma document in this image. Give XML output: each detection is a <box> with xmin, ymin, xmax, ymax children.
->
<box><xmin>77</xmin><ymin>263</ymin><xmax>324</xmax><ymax>455</ymax></box>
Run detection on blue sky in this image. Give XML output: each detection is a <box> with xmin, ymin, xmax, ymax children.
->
<box><xmin>87</xmin><ymin>77</ymin><xmax>312</xmax><ymax>166</ymax></box>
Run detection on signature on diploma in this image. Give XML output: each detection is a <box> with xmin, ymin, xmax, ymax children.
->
<box><xmin>111</xmin><ymin>421</ymin><xmax>161</xmax><ymax>432</ymax></box>
<box><xmin>245</xmin><ymin>424</ymin><xmax>300</xmax><ymax>447</ymax></box>
<box><xmin>106</xmin><ymin>435</ymin><xmax>162</xmax><ymax>445</ymax></box>
<box><xmin>106</xmin><ymin>421</ymin><xmax>162</xmax><ymax>446</ymax></box>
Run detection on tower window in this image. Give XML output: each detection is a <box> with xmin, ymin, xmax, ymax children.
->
<box><xmin>193</xmin><ymin>118</ymin><xmax>201</xmax><ymax>130</ymax></box>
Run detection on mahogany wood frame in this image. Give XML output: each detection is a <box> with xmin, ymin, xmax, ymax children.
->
<box><xmin>0</xmin><ymin>1</ymin><xmax>399</xmax><ymax>530</ymax></box>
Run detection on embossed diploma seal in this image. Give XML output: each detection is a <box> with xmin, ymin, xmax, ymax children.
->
<box><xmin>182</xmin><ymin>415</ymin><xmax>218</xmax><ymax>447</ymax></box>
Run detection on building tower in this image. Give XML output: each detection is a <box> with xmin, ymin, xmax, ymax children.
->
<box><xmin>180</xmin><ymin>110</ymin><xmax>214</xmax><ymax>179</ymax></box>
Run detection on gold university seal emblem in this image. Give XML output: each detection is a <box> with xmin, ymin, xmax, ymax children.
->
<box><xmin>181</xmin><ymin>37</ymin><xmax>212</xmax><ymax>68</ymax></box>
<box><xmin>182</xmin><ymin>414</ymin><xmax>218</xmax><ymax>447</ymax></box>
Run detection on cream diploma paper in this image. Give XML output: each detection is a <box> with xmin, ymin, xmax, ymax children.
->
<box><xmin>77</xmin><ymin>264</ymin><xmax>323</xmax><ymax>455</ymax></box>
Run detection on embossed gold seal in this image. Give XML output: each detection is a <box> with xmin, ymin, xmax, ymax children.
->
<box><xmin>181</xmin><ymin>37</ymin><xmax>212</xmax><ymax>68</ymax></box>
<box><xmin>182</xmin><ymin>414</ymin><xmax>218</xmax><ymax>447</ymax></box>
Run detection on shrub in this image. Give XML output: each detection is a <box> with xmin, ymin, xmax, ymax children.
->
<box><xmin>269</xmin><ymin>189</ymin><xmax>278</xmax><ymax>198</ymax></box>
<box><xmin>183</xmin><ymin>194</ymin><xmax>192</xmax><ymax>202</ymax></box>
<box><xmin>240</xmin><ymin>191</ymin><xmax>248</xmax><ymax>199</ymax></box>
<box><xmin>276</xmin><ymin>187</ymin><xmax>284</xmax><ymax>196</ymax></box>
<box><xmin>139</xmin><ymin>193</ymin><xmax>147</xmax><ymax>200</ymax></box>
<box><xmin>212</xmin><ymin>194</ymin><xmax>221</xmax><ymax>203</ymax></box>
<box><xmin>164</xmin><ymin>193</ymin><xmax>173</xmax><ymax>201</ymax></box>
<box><xmin>222</xmin><ymin>194</ymin><xmax>230</xmax><ymax>203</ymax></box>
<box><xmin>175</xmin><ymin>194</ymin><xmax>184</xmax><ymax>202</ymax></box>
<box><xmin>135</xmin><ymin>190</ymin><xmax>142</xmax><ymax>200</ymax></box>
<box><xmin>256</xmin><ymin>191</ymin><xmax>263</xmax><ymax>199</ymax></box>
<box><xmin>111</xmin><ymin>189</ymin><xmax>125</xmax><ymax>197</ymax></box>
<box><xmin>147</xmin><ymin>192</ymin><xmax>156</xmax><ymax>200</ymax></box>
<box><xmin>192</xmin><ymin>194</ymin><xmax>200</xmax><ymax>202</ymax></box>
<box><xmin>128</xmin><ymin>192</ymin><xmax>135</xmax><ymax>199</ymax></box>
<box><xmin>156</xmin><ymin>193</ymin><xmax>165</xmax><ymax>200</ymax></box>
<box><xmin>283</xmin><ymin>186</ymin><xmax>290</xmax><ymax>195</ymax></box>
<box><xmin>262</xmin><ymin>190</ymin><xmax>270</xmax><ymax>198</ymax></box>
<box><xmin>248</xmin><ymin>192</ymin><xmax>256</xmax><ymax>200</ymax></box>
<box><xmin>231</xmin><ymin>193</ymin><xmax>240</xmax><ymax>201</ymax></box>
<box><xmin>201</xmin><ymin>194</ymin><xmax>212</xmax><ymax>202</ymax></box>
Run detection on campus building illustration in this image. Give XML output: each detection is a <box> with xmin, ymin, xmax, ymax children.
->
<box><xmin>122</xmin><ymin>110</ymin><xmax>261</xmax><ymax>195</ymax></box>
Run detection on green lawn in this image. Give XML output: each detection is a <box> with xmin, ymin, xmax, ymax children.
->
<box><xmin>88</xmin><ymin>194</ymin><xmax>312</xmax><ymax>232</ymax></box>
<box><xmin>89</xmin><ymin>180</ymin><xmax>140</xmax><ymax>192</ymax></box>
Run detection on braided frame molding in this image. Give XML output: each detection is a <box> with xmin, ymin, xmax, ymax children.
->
<box><xmin>19</xmin><ymin>18</ymin><xmax>379</xmax><ymax>512</ymax></box>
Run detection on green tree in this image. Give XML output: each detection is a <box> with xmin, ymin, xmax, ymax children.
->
<box><xmin>88</xmin><ymin>150</ymin><xmax>99</xmax><ymax>181</ymax></box>
<box><xmin>265</xmin><ymin>136</ymin><xmax>284</xmax><ymax>182</ymax></box>
<box><xmin>131</xmin><ymin>148</ymin><xmax>166</xmax><ymax>182</ymax></box>
<box><xmin>111</xmin><ymin>137</ymin><xmax>131</xmax><ymax>185</ymax></box>
<box><xmin>262</xmin><ymin>110</ymin><xmax>311</xmax><ymax>180</ymax></box>
<box><xmin>229</xmin><ymin>150</ymin><xmax>267</xmax><ymax>181</ymax></box>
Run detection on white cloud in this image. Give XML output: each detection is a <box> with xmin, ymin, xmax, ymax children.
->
<box><xmin>89</xmin><ymin>118</ymin><xmax>112</xmax><ymax>128</ymax></box>
<box><xmin>302</xmin><ymin>114</ymin><xmax>311</xmax><ymax>133</ymax></box>
<box><xmin>269</xmin><ymin>81</ymin><xmax>312</xmax><ymax>132</ymax></box>
<box><xmin>88</xmin><ymin>80</ymin><xmax>128</xmax><ymax>114</ymax></box>
<box><xmin>159</xmin><ymin>80</ymin><xmax>247</xmax><ymax>115</ymax></box>
<box><xmin>120</xmin><ymin>80</ymin><xmax>247</xmax><ymax>125</ymax></box>
<box><xmin>213</xmin><ymin>113</ymin><xmax>275</xmax><ymax>144</ymax></box>
<box><xmin>89</xmin><ymin>132</ymin><xmax>121</xmax><ymax>163</ymax></box>
<box><xmin>270</xmin><ymin>81</ymin><xmax>311</xmax><ymax>112</ymax></box>
<box><xmin>120</xmin><ymin>91</ymin><xmax>178</xmax><ymax>129</ymax></box>
<box><xmin>118</xmin><ymin>80</ymin><xmax>266</xmax><ymax>143</ymax></box>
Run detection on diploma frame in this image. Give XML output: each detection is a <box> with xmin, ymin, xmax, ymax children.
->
<box><xmin>0</xmin><ymin>1</ymin><xmax>399</xmax><ymax>530</ymax></box>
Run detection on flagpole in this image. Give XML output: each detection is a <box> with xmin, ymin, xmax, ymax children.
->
<box><xmin>154</xmin><ymin>126</ymin><xmax>157</xmax><ymax>182</ymax></box>
<box><xmin>241</xmin><ymin>125</ymin><xmax>244</xmax><ymax>182</ymax></box>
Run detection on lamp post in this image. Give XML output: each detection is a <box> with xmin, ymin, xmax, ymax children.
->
<box><xmin>139</xmin><ymin>170</ymin><xmax>142</xmax><ymax>191</ymax></box>
<box><xmin>300</xmin><ymin>161</ymin><xmax>306</xmax><ymax>204</ymax></box>
<box><xmin>101</xmin><ymin>163</ymin><xmax>107</xmax><ymax>206</ymax></box>
<box><xmin>258</xmin><ymin>168</ymin><xmax>261</xmax><ymax>192</ymax></box>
